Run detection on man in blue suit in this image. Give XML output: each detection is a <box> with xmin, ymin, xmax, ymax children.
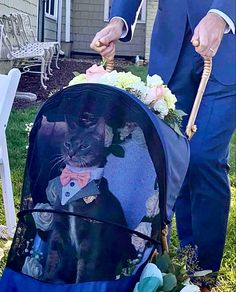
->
<box><xmin>91</xmin><ymin>0</ymin><xmax>236</xmax><ymax>290</ymax></box>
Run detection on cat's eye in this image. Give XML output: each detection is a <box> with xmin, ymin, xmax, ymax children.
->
<box><xmin>80</xmin><ymin>144</ymin><xmax>89</xmax><ymax>150</ymax></box>
<box><xmin>64</xmin><ymin>142</ymin><xmax>70</xmax><ymax>148</ymax></box>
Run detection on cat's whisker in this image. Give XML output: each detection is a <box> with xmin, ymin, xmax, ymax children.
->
<box><xmin>50</xmin><ymin>155</ymin><xmax>64</xmax><ymax>164</ymax></box>
<box><xmin>78</xmin><ymin>158</ymin><xmax>87</xmax><ymax>168</ymax></box>
<box><xmin>49</xmin><ymin>157</ymin><xmax>65</xmax><ymax>175</ymax></box>
<box><xmin>51</xmin><ymin>153</ymin><xmax>63</xmax><ymax>158</ymax></box>
<box><xmin>50</xmin><ymin>154</ymin><xmax>64</xmax><ymax>162</ymax></box>
<box><xmin>81</xmin><ymin>157</ymin><xmax>88</xmax><ymax>165</ymax></box>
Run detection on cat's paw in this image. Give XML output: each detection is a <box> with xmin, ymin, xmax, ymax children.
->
<box><xmin>83</xmin><ymin>195</ymin><xmax>97</xmax><ymax>204</ymax></box>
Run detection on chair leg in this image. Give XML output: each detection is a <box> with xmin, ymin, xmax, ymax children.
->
<box><xmin>0</xmin><ymin>133</ymin><xmax>16</xmax><ymax>238</ymax></box>
<box><xmin>40</xmin><ymin>56</ymin><xmax>47</xmax><ymax>89</ymax></box>
<box><xmin>48</xmin><ymin>47</ymin><xmax>54</xmax><ymax>76</ymax></box>
<box><xmin>55</xmin><ymin>43</ymin><xmax>60</xmax><ymax>69</ymax></box>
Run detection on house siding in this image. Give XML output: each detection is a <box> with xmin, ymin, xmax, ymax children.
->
<box><xmin>71</xmin><ymin>0</ymin><xmax>146</xmax><ymax>57</ymax></box>
<box><xmin>0</xmin><ymin>0</ymin><xmax>37</xmax><ymax>28</ymax></box>
<box><xmin>44</xmin><ymin>17</ymin><xmax>57</xmax><ymax>42</ymax></box>
<box><xmin>61</xmin><ymin>0</ymin><xmax>66</xmax><ymax>42</ymax></box>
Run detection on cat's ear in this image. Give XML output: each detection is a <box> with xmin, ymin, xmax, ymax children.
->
<box><xmin>64</xmin><ymin>115</ymin><xmax>78</xmax><ymax>130</ymax></box>
<box><xmin>79</xmin><ymin>112</ymin><xmax>97</xmax><ymax>127</ymax></box>
<box><xmin>93</xmin><ymin>117</ymin><xmax>105</xmax><ymax>140</ymax></box>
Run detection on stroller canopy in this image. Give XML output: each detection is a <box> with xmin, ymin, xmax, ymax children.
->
<box><xmin>0</xmin><ymin>84</ymin><xmax>189</xmax><ymax>292</ymax></box>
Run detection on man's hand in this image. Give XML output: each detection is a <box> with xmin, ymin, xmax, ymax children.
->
<box><xmin>90</xmin><ymin>18</ymin><xmax>124</xmax><ymax>60</ymax></box>
<box><xmin>191</xmin><ymin>12</ymin><xmax>227</xmax><ymax>58</ymax></box>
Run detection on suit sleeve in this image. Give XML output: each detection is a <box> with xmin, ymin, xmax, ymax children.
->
<box><xmin>110</xmin><ymin>0</ymin><xmax>144</xmax><ymax>42</ymax></box>
<box><xmin>211</xmin><ymin>0</ymin><xmax>236</xmax><ymax>25</ymax></box>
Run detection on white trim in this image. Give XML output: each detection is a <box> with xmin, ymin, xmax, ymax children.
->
<box><xmin>104</xmin><ymin>0</ymin><xmax>110</xmax><ymax>21</ymax></box>
<box><xmin>45</xmin><ymin>14</ymin><xmax>57</xmax><ymax>21</ymax></box>
<box><xmin>65</xmin><ymin>0</ymin><xmax>71</xmax><ymax>42</ymax></box>
<box><xmin>139</xmin><ymin>0</ymin><xmax>147</xmax><ymax>23</ymax></box>
<box><xmin>36</xmin><ymin>0</ymin><xmax>39</xmax><ymax>40</ymax></box>
<box><xmin>0</xmin><ymin>25</ymin><xmax>3</xmax><ymax>58</ymax></box>
<box><xmin>104</xmin><ymin>0</ymin><xmax>146</xmax><ymax>23</ymax></box>
<box><xmin>57</xmin><ymin>0</ymin><xmax>63</xmax><ymax>43</ymax></box>
<box><xmin>45</xmin><ymin>0</ymin><xmax>58</xmax><ymax>21</ymax></box>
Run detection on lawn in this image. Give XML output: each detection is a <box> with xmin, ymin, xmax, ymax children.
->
<box><xmin>0</xmin><ymin>63</ymin><xmax>235</xmax><ymax>291</ymax></box>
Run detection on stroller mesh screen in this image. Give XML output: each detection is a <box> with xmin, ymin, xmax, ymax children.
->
<box><xmin>7</xmin><ymin>85</ymin><xmax>164</xmax><ymax>284</ymax></box>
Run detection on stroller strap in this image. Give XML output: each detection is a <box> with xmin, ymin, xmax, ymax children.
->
<box><xmin>18</xmin><ymin>208</ymin><xmax>161</xmax><ymax>247</ymax></box>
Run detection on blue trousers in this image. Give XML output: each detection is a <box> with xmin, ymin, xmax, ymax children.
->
<box><xmin>168</xmin><ymin>24</ymin><xmax>236</xmax><ymax>272</ymax></box>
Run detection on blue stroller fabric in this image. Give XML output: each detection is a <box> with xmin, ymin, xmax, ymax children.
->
<box><xmin>0</xmin><ymin>84</ymin><xmax>190</xmax><ymax>291</ymax></box>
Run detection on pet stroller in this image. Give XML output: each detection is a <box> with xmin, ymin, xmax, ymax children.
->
<box><xmin>0</xmin><ymin>83</ymin><xmax>189</xmax><ymax>291</ymax></box>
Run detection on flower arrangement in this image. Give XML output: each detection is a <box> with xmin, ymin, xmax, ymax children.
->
<box><xmin>133</xmin><ymin>246</ymin><xmax>214</xmax><ymax>292</ymax></box>
<box><xmin>68</xmin><ymin>65</ymin><xmax>186</xmax><ymax>135</ymax></box>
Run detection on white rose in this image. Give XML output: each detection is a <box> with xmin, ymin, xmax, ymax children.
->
<box><xmin>153</xmin><ymin>99</ymin><xmax>169</xmax><ymax>118</ymax></box>
<box><xmin>164</xmin><ymin>88</ymin><xmax>177</xmax><ymax>110</ymax></box>
<box><xmin>104</xmin><ymin>125</ymin><xmax>114</xmax><ymax>147</ymax></box>
<box><xmin>131</xmin><ymin>127</ymin><xmax>147</xmax><ymax>148</ymax></box>
<box><xmin>118</xmin><ymin>122</ymin><xmax>137</xmax><ymax>141</ymax></box>
<box><xmin>180</xmin><ymin>284</ymin><xmax>200</xmax><ymax>292</ymax></box>
<box><xmin>46</xmin><ymin>181</ymin><xmax>57</xmax><ymax>206</ymax></box>
<box><xmin>32</xmin><ymin>203</ymin><xmax>54</xmax><ymax>231</ymax></box>
<box><xmin>22</xmin><ymin>256</ymin><xmax>43</xmax><ymax>279</ymax></box>
<box><xmin>146</xmin><ymin>191</ymin><xmax>160</xmax><ymax>217</ymax></box>
<box><xmin>146</xmin><ymin>74</ymin><xmax>164</xmax><ymax>88</ymax></box>
<box><xmin>100</xmin><ymin>70</ymin><xmax>118</xmax><ymax>86</ymax></box>
<box><xmin>132</xmin><ymin>81</ymin><xmax>148</xmax><ymax>97</ymax></box>
<box><xmin>131</xmin><ymin>222</ymin><xmax>152</xmax><ymax>252</ymax></box>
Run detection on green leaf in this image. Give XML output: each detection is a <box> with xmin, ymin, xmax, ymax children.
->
<box><xmin>173</xmin><ymin>123</ymin><xmax>185</xmax><ymax>137</ymax></box>
<box><xmin>167</xmin><ymin>263</ymin><xmax>176</xmax><ymax>275</ymax></box>
<box><xmin>155</xmin><ymin>252</ymin><xmax>172</xmax><ymax>273</ymax></box>
<box><xmin>193</xmin><ymin>270</ymin><xmax>213</xmax><ymax>277</ymax></box>
<box><xmin>73</xmin><ymin>71</ymin><xmax>80</xmax><ymax>76</ymax></box>
<box><xmin>108</xmin><ymin>145</ymin><xmax>125</xmax><ymax>157</ymax></box>
<box><xmin>162</xmin><ymin>273</ymin><xmax>177</xmax><ymax>291</ymax></box>
<box><xmin>138</xmin><ymin>277</ymin><xmax>161</xmax><ymax>292</ymax></box>
<box><xmin>100</xmin><ymin>58</ymin><xmax>107</xmax><ymax>66</ymax></box>
<box><xmin>174</xmin><ymin>109</ymin><xmax>188</xmax><ymax>117</ymax></box>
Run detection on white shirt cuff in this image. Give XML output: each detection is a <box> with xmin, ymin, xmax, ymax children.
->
<box><xmin>209</xmin><ymin>9</ymin><xmax>235</xmax><ymax>34</ymax></box>
<box><xmin>110</xmin><ymin>17</ymin><xmax>129</xmax><ymax>38</ymax></box>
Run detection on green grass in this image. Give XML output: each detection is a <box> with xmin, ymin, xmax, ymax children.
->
<box><xmin>0</xmin><ymin>66</ymin><xmax>235</xmax><ymax>290</ymax></box>
<box><xmin>127</xmin><ymin>64</ymin><xmax>147</xmax><ymax>82</ymax></box>
<box><xmin>0</xmin><ymin>107</ymin><xmax>38</xmax><ymax>225</ymax></box>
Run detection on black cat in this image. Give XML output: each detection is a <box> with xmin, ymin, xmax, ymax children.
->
<box><xmin>43</xmin><ymin>116</ymin><xmax>137</xmax><ymax>283</ymax></box>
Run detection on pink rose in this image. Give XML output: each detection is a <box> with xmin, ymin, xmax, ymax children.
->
<box><xmin>145</xmin><ymin>85</ymin><xmax>164</xmax><ymax>105</ymax></box>
<box><xmin>85</xmin><ymin>64</ymin><xmax>107</xmax><ymax>83</ymax></box>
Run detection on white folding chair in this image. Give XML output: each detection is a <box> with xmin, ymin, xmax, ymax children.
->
<box><xmin>0</xmin><ymin>68</ymin><xmax>21</xmax><ymax>238</ymax></box>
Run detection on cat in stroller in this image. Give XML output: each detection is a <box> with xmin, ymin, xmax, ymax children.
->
<box><xmin>41</xmin><ymin>114</ymin><xmax>137</xmax><ymax>284</ymax></box>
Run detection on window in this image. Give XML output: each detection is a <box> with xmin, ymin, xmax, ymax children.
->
<box><xmin>45</xmin><ymin>0</ymin><xmax>58</xmax><ymax>20</ymax></box>
<box><xmin>104</xmin><ymin>0</ymin><xmax>146</xmax><ymax>23</ymax></box>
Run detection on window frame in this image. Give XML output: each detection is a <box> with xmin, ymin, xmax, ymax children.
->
<box><xmin>45</xmin><ymin>0</ymin><xmax>58</xmax><ymax>21</ymax></box>
<box><xmin>104</xmin><ymin>0</ymin><xmax>147</xmax><ymax>23</ymax></box>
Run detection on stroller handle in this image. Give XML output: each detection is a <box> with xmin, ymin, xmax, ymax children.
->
<box><xmin>185</xmin><ymin>40</ymin><xmax>212</xmax><ymax>140</ymax></box>
<box><xmin>185</xmin><ymin>57</ymin><xmax>212</xmax><ymax>140</ymax></box>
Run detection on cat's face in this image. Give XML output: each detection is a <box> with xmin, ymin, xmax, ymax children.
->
<box><xmin>62</xmin><ymin>117</ymin><xmax>105</xmax><ymax>168</ymax></box>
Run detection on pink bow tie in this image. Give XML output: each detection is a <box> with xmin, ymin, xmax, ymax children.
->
<box><xmin>60</xmin><ymin>168</ymin><xmax>90</xmax><ymax>188</ymax></box>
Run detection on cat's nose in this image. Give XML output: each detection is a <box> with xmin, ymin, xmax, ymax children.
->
<box><xmin>68</xmin><ymin>150</ymin><xmax>74</xmax><ymax>157</ymax></box>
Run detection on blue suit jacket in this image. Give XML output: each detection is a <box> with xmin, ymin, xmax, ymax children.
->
<box><xmin>111</xmin><ymin>0</ymin><xmax>236</xmax><ymax>85</ymax></box>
